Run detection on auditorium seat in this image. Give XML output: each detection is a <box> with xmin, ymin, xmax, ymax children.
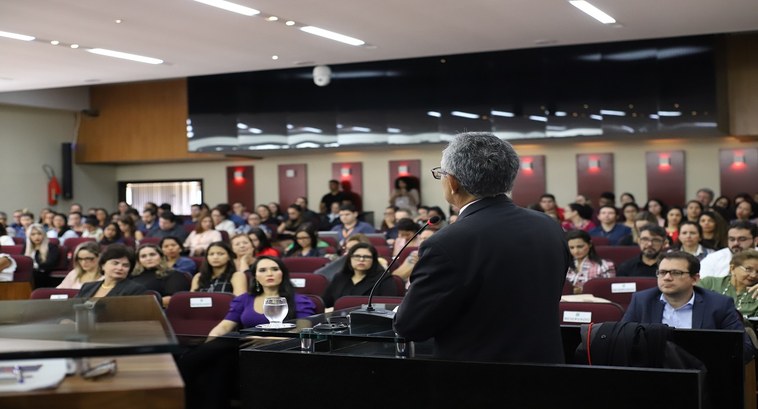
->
<box><xmin>391</xmin><ymin>247</ymin><xmax>417</xmax><ymax>272</ymax></box>
<box><xmin>317</xmin><ymin>235</ymin><xmax>340</xmax><ymax>252</ymax></box>
<box><xmin>365</xmin><ymin>234</ymin><xmax>389</xmax><ymax>247</ymax></box>
<box><xmin>48</xmin><ymin>238</ymin><xmax>60</xmax><ymax>246</ymax></box>
<box><xmin>10</xmin><ymin>255</ymin><xmax>33</xmax><ymax>283</ymax></box>
<box><xmin>391</xmin><ymin>275</ymin><xmax>406</xmax><ymax>296</ymax></box>
<box><xmin>63</xmin><ymin>237</ymin><xmax>96</xmax><ymax>253</ymax></box>
<box><xmin>375</xmin><ymin>245</ymin><xmax>392</xmax><ymax>259</ymax></box>
<box><xmin>305</xmin><ymin>294</ymin><xmax>325</xmax><ymax>314</ymax></box>
<box><xmin>30</xmin><ymin>287</ymin><xmax>80</xmax><ymax>299</ymax></box>
<box><xmin>12</xmin><ymin>237</ymin><xmax>24</xmax><ymax>245</ymax></box>
<box><xmin>283</xmin><ymin>257</ymin><xmax>330</xmax><ymax>274</ymax></box>
<box><xmin>563</xmin><ymin>279</ymin><xmax>574</xmax><ymax>295</ymax></box>
<box><xmin>165</xmin><ymin>291</ymin><xmax>235</xmax><ymax>336</ymax></box>
<box><xmin>581</xmin><ymin>277</ymin><xmax>658</xmax><ymax>310</ymax></box>
<box><xmin>0</xmin><ymin>244</ymin><xmax>24</xmax><ymax>255</ymax></box>
<box><xmin>219</xmin><ymin>230</ymin><xmax>230</xmax><ymax>244</ymax></box>
<box><xmin>139</xmin><ymin>237</ymin><xmax>161</xmax><ymax>246</ymax></box>
<box><xmin>333</xmin><ymin>296</ymin><xmax>404</xmax><ymax>311</ymax></box>
<box><xmin>191</xmin><ymin>257</ymin><xmax>205</xmax><ymax>272</ymax></box>
<box><xmin>590</xmin><ymin>236</ymin><xmax>610</xmax><ymax>246</ymax></box>
<box><xmin>595</xmin><ymin>245</ymin><xmax>641</xmax><ymax>267</ymax></box>
<box><xmin>559</xmin><ymin>301</ymin><xmax>625</xmax><ymax>325</ymax></box>
<box><xmin>290</xmin><ymin>273</ymin><xmax>328</xmax><ymax>296</ymax></box>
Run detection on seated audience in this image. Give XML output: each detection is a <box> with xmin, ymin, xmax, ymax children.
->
<box><xmin>160</xmin><ymin>236</ymin><xmax>197</xmax><ymax>275</ymax></box>
<box><xmin>25</xmin><ymin>223</ymin><xmax>61</xmax><ymax>288</ymax></box>
<box><xmin>380</xmin><ymin>205</ymin><xmax>398</xmax><ymax>234</ymax></box>
<box><xmin>140</xmin><ymin>208</ymin><xmax>160</xmax><ymax>236</ymax></box>
<box><xmin>294</xmin><ymin>196</ymin><xmax>321</xmax><ymax>226</ymax></box>
<box><xmin>320</xmin><ymin>179</ymin><xmax>346</xmax><ymax>215</ymax></box>
<box><xmin>148</xmin><ymin>211</ymin><xmax>189</xmax><ymax>242</ymax></box>
<box><xmin>267</xmin><ymin>202</ymin><xmax>285</xmax><ymax>222</ymax></box>
<box><xmin>712</xmin><ymin>196</ymin><xmax>732</xmax><ymax>221</ymax></box>
<box><xmin>390</xmin><ymin>176</ymin><xmax>420</xmax><ymax>213</ymax></box>
<box><xmin>675</xmin><ymin>221</ymin><xmax>714</xmax><ymax>261</ymax></box>
<box><xmin>735</xmin><ymin>200</ymin><xmax>758</xmax><ymax>224</ymax></box>
<box><xmin>234</xmin><ymin>212</ymin><xmax>271</xmax><ymax>237</ymax></box>
<box><xmin>211</xmin><ymin>206</ymin><xmax>236</xmax><ymax>237</ymax></box>
<box><xmin>385</xmin><ymin>208</ymin><xmax>412</xmax><ymax>246</ymax></box>
<box><xmin>392</xmin><ymin>218</ymin><xmax>419</xmax><ymax>257</ymax></box>
<box><xmin>0</xmin><ymin>223</ymin><xmax>14</xmax><ymax>246</ymax></box>
<box><xmin>330</xmin><ymin>204</ymin><xmax>376</xmax><ymax>245</ymax></box>
<box><xmin>539</xmin><ymin>193</ymin><xmax>564</xmax><ymax>222</ymax></box>
<box><xmin>100</xmin><ymin>222</ymin><xmax>125</xmax><ymax>246</ymax></box>
<box><xmin>255</xmin><ymin>204</ymin><xmax>281</xmax><ymax>234</ymax></box>
<box><xmin>561</xmin><ymin>203</ymin><xmax>596</xmax><ymax>232</ymax></box>
<box><xmin>47</xmin><ymin>213</ymin><xmax>79</xmax><ymax>247</ymax></box>
<box><xmin>130</xmin><ymin>244</ymin><xmax>191</xmax><ymax>307</ymax></box>
<box><xmin>190</xmin><ymin>241</ymin><xmax>247</xmax><ymax>295</ymax></box>
<box><xmin>643</xmin><ymin>198</ymin><xmax>667</xmax><ymax>227</ymax></box>
<box><xmin>81</xmin><ymin>216</ymin><xmax>104</xmax><ymax>241</ymax></box>
<box><xmin>118</xmin><ymin>214</ymin><xmax>143</xmax><ymax>242</ymax></box>
<box><xmin>589</xmin><ymin>205</ymin><xmax>632</xmax><ymax>245</ymax></box>
<box><xmin>58</xmin><ymin>242</ymin><xmax>102</xmax><ymax>289</ymax></box>
<box><xmin>320</xmin><ymin>201</ymin><xmax>343</xmax><ymax>231</ymax></box>
<box><xmin>632</xmin><ymin>211</ymin><xmax>659</xmax><ymax>244</ymax></box>
<box><xmin>699</xmin><ymin>210</ymin><xmax>728</xmax><ymax>250</ymax></box>
<box><xmin>184</xmin><ymin>215</ymin><xmax>222</xmax><ymax>256</ymax></box>
<box><xmin>621</xmin><ymin>202</ymin><xmax>639</xmax><ymax>232</ymax></box>
<box><xmin>700</xmin><ymin>221</ymin><xmax>758</xmax><ymax>278</ymax></box>
<box><xmin>622</xmin><ymin>251</ymin><xmax>753</xmax><ymax>360</ymax></box>
<box><xmin>322</xmin><ymin>243</ymin><xmax>398</xmax><ymax>308</ymax></box>
<box><xmin>15</xmin><ymin>212</ymin><xmax>34</xmax><ymax>239</ymax></box>
<box><xmin>699</xmin><ymin>249</ymin><xmax>758</xmax><ymax>318</ymax></box>
<box><xmin>564</xmin><ymin>230</ymin><xmax>616</xmax><ymax>293</ymax></box>
<box><xmin>78</xmin><ymin>244</ymin><xmax>146</xmax><ymax>297</ymax></box>
<box><xmin>230</xmin><ymin>233</ymin><xmax>256</xmax><ymax>273</ymax></box>
<box><xmin>617</xmin><ymin>224</ymin><xmax>666</xmax><ymax>277</ymax></box>
<box><xmin>248</xmin><ymin>228</ymin><xmax>281</xmax><ymax>258</ymax></box>
<box><xmin>664</xmin><ymin>207</ymin><xmax>684</xmax><ymax>246</ymax></box>
<box><xmin>392</xmin><ymin>228</ymin><xmax>436</xmax><ymax>284</ymax></box>
<box><xmin>285</xmin><ymin>224</ymin><xmax>325</xmax><ymax>257</ymax></box>
<box><xmin>696</xmin><ymin>188</ymin><xmax>715</xmax><ymax>209</ymax></box>
<box><xmin>0</xmin><ymin>252</ymin><xmax>17</xmax><ymax>282</ymax></box>
<box><xmin>314</xmin><ymin>234</ymin><xmax>384</xmax><ymax>282</ymax></box>
<box><xmin>686</xmin><ymin>200</ymin><xmax>704</xmax><ymax>223</ymax></box>
<box><xmin>619</xmin><ymin>192</ymin><xmax>636</xmax><ymax>205</ymax></box>
<box><xmin>277</xmin><ymin>204</ymin><xmax>307</xmax><ymax>239</ymax></box>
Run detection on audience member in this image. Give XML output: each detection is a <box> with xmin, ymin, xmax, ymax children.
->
<box><xmin>230</xmin><ymin>233</ymin><xmax>256</xmax><ymax>273</ymax></box>
<box><xmin>100</xmin><ymin>222</ymin><xmax>125</xmax><ymax>246</ymax></box>
<box><xmin>148</xmin><ymin>211</ymin><xmax>189</xmax><ymax>242</ymax></box>
<box><xmin>589</xmin><ymin>205</ymin><xmax>632</xmax><ymax>245</ymax></box>
<box><xmin>632</xmin><ymin>211</ymin><xmax>659</xmax><ymax>244</ymax></box>
<box><xmin>118</xmin><ymin>214</ymin><xmax>143</xmax><ymax>242</ymax></box>
<box><xmin>294</xmin><ymin>196</ymin><xmax>320</xmax><ymax>226</ymax></box>
<box><xmin>735</xmin><ymin>200</ymin><xmax>758</xmax><ymax>223</ymax></box>
<box><xmin>285</xmin><ymin>224</ymin><xmax>324</xmax><ymax>257</ymax></box>
<box><xmin>664</xmin><ymin>207</ymin><xmax>684</xmax><ymax>245</ymax></box>
<box><xmin>15</xmin><ymin>212</ymin><xmax>34</xmax><ymax>239</ymax></box>
<box><xmin>392</xmin><ymin>218</ymin><xmax>419</xmax><ymax>257</ymax></box>
<box><xmin>117</xmin><ymin>201</ymin><xmax>131</xmax><ymax>215</ymax></box>
<box><xmin>598</xmin><ymin>192</ymin><xmax>616</xmax><ymax>208</ymax></box>
<box><xmin>0</xmin><ymin>223</ymin><xmax>13</xmax><ymax>246</ymax></box>
<box><xmin>675</xmin><ymin>221</ymin><xmax>714</xmax><ymax>261</ymax></box>
<box><xmin>389</xmin><ymin>176</ymin><xmax>420</xmax><ymax>213</ymax></box>
<box><xmin>235</xmin><ymin>212</ymin><xmax>271</xmax><ymax>237</ymax></box>
<box><xmin>81</xmin><ymin>216</ymin><xmax>104</xmax><ymax>241</ymax></box>
<box><xmin>140</xmin><ymin>208</ymin><xmax>159</xmax><ymax>236</ymax></box>
<box><xmin>69</xmin><ymin>203</ymin><xmax>83</xmax><ymax>214</ymax></box>
<box><xmin>700</xmin><ymin>221</ymin><xmax>758</xmax><ymax>278</ymax></box>
<box><xmin>575</xmin><ymin>194</ymin><xmax>591</xmax><ymax>206</ymax></box>
<box><xmin>95</xmin><ymin>208</ymin><xmax>109</xmax><ymax>228</ymax></box>
<box><xmin>415</xmin><ymin>205</ymin><xmax>430</xmax><ymax>224</ymax></box>
<box><xmin>322</xmin><ymin>243</ymin><xmax>397</xmax><ymax>308</ymax></box>
<box><xmin>565</xmin><ymin>230</ymin><xmax>616</xmax><ymax>293</ymax></box>
<box><xmin>320</xmin><ymin>179</ymin><xmax>346</xmax><ymax>215</ymax></box>
<box><xmin>380</xmin><ymin>205</ymin><xmax>398</xmax><ymax>233</ymax></box>
<box><xmin>256</xmin><ymin>204</ymin><xmax>281</xmax><ymax>233</ymax></box>
<box><xmin>58</xmin><ymin>242</ymin><xmax>102</xmax><ymax>289</ymax></box>
<box><xmin>539</xmin><ymin>193</ymin><xmax>564</xmax><ymax>222</ymax></box>
<box><xmin>46</xmin><ymin>213</ymin><xmax>78</xmax><ymax>247</ymax></box>
<box><xmin>617</xmin><ymin>224</ymin><xmax>666</xmax><ymax>277</ymax></box>
<box><xmin>392</xmin><ymin>228</ymin><xmax>436</xmax><ymax>284</ymax></box>
<box><xmin>68</xmin><ymin>211</ymin><xmax>84</xmax><ymax>234</ymax></box>
<box><xmin>277</xmin><ymin>204</ymin><xmax>306</xmax><ymax>239</ymax></box>
<box><xmin>712</xmin><ymin>196</ymin><xmax>732</xmax><ymax>221</ymax></box>
<box><xmin>249</xmin><ymin>228</ymin><xmax>281</xmax><ymax>258</ymax></box>
<box><xmin>685</xmin><ymin>200</ymin><xmax>704</xmax><ymax>223</ymax></box>
<box><xmin>700</xmin><ymin>249</ymin><xmax>758</xmax><ymax>318</ymax></box>
<box><xmin>561</xmin><ymin>203</ymin><xmax>596</xmax><ymax>232</ymax></box>
<box><xmin>130</xmin><ymin>244</ymin><xmax>190</xmax><ymax>307</ymax></box>
<box><xmin>643</xmin><ymin>198</ymin><xmax>667</xmax><ymax>227</ymax></box>
<box><xmin>330</xmin><ymin>204</ymin><xmax>376</xmax><ymax>245</ymax></box>
<box><xmin>25</xmin><ymin>223</ymin><xmax>61</xmax><ymax>288</ymax></box>
<box><xmin>427</xmin><ymin>206</ymin><xmax>447</xmax><ymax>227</ymax></box>
<box><xmin>320</xmin><ymin>201</ymin><xmax>342</xmax><ymax>231</ymax></box>
<box><xmin>621</xmin><ymin>202</ymin><xmax>639</xmax><ymax>233</ymax></box>
<box><xmin>619</xmin><ymin>192</ymin><xmax>636</xmax><ymax>205</ymax></box>
<box><xmin>230</xmin><ymin>202</ymin><xmax>248</xmax><ymax>227</ymax></box>
<box><xmin>0</xmin><ymin>252</ymin><xmax>17</xmax><ymax>282</ymax></box>
<box><xmin>696</xmin><ymin>188</ymin><xmax>715</xmax><ymax>209</ymax></box>
<box><xmin>267</xmin><ymin>202</ymin><xmax>285</xmax><ymax>222</ymax></box>
<box><xmin>160</xmin><ymin>236</ymin><xmax>197</xmax><ymax>275</ymax></box>
<box><xmin>77</xmin><ymin>244</ymin><xmax>146</xmax><ymax>297</ymax></box>
<box><xmin>384</xmin><ymin>208</ymin><xmax>412</xmax><ymax>245</ymax></box>
<box><xmin>184</xmin><ymin>215</ymin><xmax>222</xmax><ymax>256</ymax></box>
<box><xmin>190</xmin><ymin>241</ymin><xmax>247</xmax><ymax>295</ymax></box>
<box><xmin>211</xmin><ymin>206</ymin><xmax>236</xmax><ymax>237</ymax></box>
<box><xmin>0</xmin><ymin>212</ymin><xmax>15</xmax><ymax>238</ymax></box>
<box><xmin>699</xmin><ymin>210</ymin><xmax>728</xmax><ymax>250</ymax></box>
<box><xmin>313</xmin><ymin>234</ymin><xmax>381</xmax><ymax>282</ymax></box>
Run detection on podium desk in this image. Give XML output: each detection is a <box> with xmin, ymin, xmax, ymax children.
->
<box><xmin>239</xmin><ymin>309</ymin><xmax>746</xmax><ymax>409</ymax></box>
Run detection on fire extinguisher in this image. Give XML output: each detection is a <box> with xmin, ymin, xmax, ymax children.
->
<box><xmin>43</xmin><ymin>165</ymin><xmax>62</xmax><ymax>206</ymax></box>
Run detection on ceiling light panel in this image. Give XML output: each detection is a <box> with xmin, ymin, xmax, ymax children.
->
<box><xmin>569</xmin><ymin>1</ymin><xmax>616</xmax><ymax>24</ymax></box>
<box><xmin>193</xmin><ymin>0</ymin><xmax>260</xmax><ymax>16</ymax></box>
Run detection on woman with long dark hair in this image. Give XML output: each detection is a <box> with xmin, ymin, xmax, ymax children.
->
<box><xmin>190</xmin><ymin>241</ymin><xmax>247</xmax><ymax>295</ymax></box>
<box><xmin>699</xmin><ymin>210</ymin><xmax>728</xmax><ymax>250</ymax></box>
<box><xmin>322</xmin><ymin>243</ymin><xmax>397</xmax><ymax>308</ymax></box>
<box><xmin>285</xmin><ymin>224</ymin><xmax>323</xmax><ymax>257</ymax></box>
<box><xmin>565</xmin><ymin>230</ymin><xmax>615</xmax><ymax>293</ymax></box>
<box><xmin>248</xmin><ymin>227</ymin><xmax>281</xmax><ymax>257</ymax></box>
<box><xmin>131</xmin><ymin>243</ymin><xmax>190</xmax><ymax>307</ymax></box>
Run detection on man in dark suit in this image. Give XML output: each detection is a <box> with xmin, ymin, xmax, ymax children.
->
<box><xmin>394</xmin><ymin>132</ymin><xmax>571</xmax><ymax>363</ymax></box>
<box><xmin>622</xmin><ymin>251</ymin><xmax>753</xmax><ymax>360</ymax></box>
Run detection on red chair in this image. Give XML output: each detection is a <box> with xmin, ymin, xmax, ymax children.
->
<box><xmin>10</xmin><ymin>255</ymin><xmax>33</xmax><ymax>283</ymax></box>
<box><xmin>140</xmin><ymin>237</ymin><xmax>161</xmax><ymax>246</ymax></box>
<box><xmin>390</xmin><ymin>247</ymin><xmax>418</xmax><ymax>272</ymax></box>
<box><xmin>318</xmin><ymin>235</ymin><xmax>340</xmax><ymax>252</ymax></box>
<box><xmin>0</xmin><ymin>244</ymin><xmax>24</xmax><ymax>255</ymax></box>
<box><xmin>30</xmin><ymin>287</ymin><xmax>80</xmax><ymax>299</ymax></box>
<box><xmin>48</xmin><ymin>238</ymin><xmax>60</xmax><ymax>246</ymax></box>
<box><xmin>559</xmin><ymin>301</ymin><xmax>625</xmax><ymax>325</ymax></box>
<box><xmin>333</xmin><ymin>296</ymin><xmax>404</xmax><ymax>311</ymax></box>
<box><xmin>590</xmin><ymin>236</ymin><xmax>610</xmax><ymax>246</ymax></box>
<box><xmin>581</xmin><ymin>277</ymin><xmax>658</xmax><ymax>310</ymax></box>
<box><xmin>290</xmin><ymin>273</ymin><xmax>329</xmax><ymax>296</ymax></box>
<box><xmin>12</xmin><ymin>237</ymin><xmax>24</xmax><ymax>245</ymax></box>
<box><xmin>595</xmin><ymin>245</ymin><xmax>641</xmax><ymax>267</ymax></box>
<box><xmin>165</xmin><ymin>291</ymin><xmax>235</xmax><ymax>336</ymax></box>
<box><xmin>391</xmin><ymin>275</ymin><xmax>406</xmax><ymax>296</ymax></box>
<box><xmin>365</xmin><ymin>234</ymin><xmax>388</xmax><ymax>247</ymax></box>
<box><xmin>50</xmin><ymin>242</ymin><xmax>73</xmax><ymax>279</ymax></box>
<box><xmin>219</xmin><ymin>230</ymin><xmax>230</xmax><ymax>244</ymax></box>
<box><xmin>191</xmin><ymin>257</ymin><xmax>205</xmax><ymax>271</ymax></box>
<box><xmin>282</xmin><ymin>257</ymin><xmax>330</xmax><ymax>274</ymax></box>
<box><xmin>562</xmin><ymin>279</ymin><xmax>574</xmax><ymax>295</ymax></box>
<box><xmin>375</xmin><ymin>245</ymin><xmax>392</xmax><ymax>259</ymax></box>
<box><xmin>304</xmin><ymin>294</ymin><xmax>325</xmax><ymax>314</ymax></box>
<box><xmin>62</xmin><ymin>237</ymin><xmax>96</xmax><ymax>254</ymax></box>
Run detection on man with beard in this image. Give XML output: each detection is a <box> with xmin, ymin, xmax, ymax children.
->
<box><xmin>617</xmin><ymin>224</ymin><xmax>667</xmax><ymax>277</ymax></box>
<box><xmin>700</xmin><ymin>221</ymin><xmax>757</xmax><ymax>278</ymax></box>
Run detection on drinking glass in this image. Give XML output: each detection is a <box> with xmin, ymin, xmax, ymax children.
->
<box><xmin>263</xmin><ymin>297</ymin><xmax>289</xmax><ymax>328</ymax></box>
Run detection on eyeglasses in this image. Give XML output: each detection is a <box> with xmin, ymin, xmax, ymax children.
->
<box><xmin>430</xmin><ymin>167</ymin><xmax>450</xmax><ymax>180</ymax></box>
<box><xmin>656</xmin><ymin>270</ymin><xmax>689</xmax><ymax>278</ymax></box>
<box><xmin>737</xmin><ymin>265</ymin><xmax>758</xmax><ymax>275</ymax></box>
<box><xmin>76</xmin><ymin>256</ymin><xmax>97</xmax><ymax>262</ymax></box>
<box><xmin>295</xmin><ymin>236</ymin><xmax>311</xmax><ymax>240</ymax></box>
<box><xmin>639</xmin><ymin>237</ymin><xmax>664</xmax><ymax>245</ymax></box>
<box><xmin>351</xmin><ymin>255</ymin><xmax>372</xmax><ymax>261</ymax></box>
<box><xmin>728</xmin><ymin>236</ymin><xmax>753</xmax><ymax>243</ymax></box>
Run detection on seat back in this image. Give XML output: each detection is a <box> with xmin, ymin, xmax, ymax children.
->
<box><xmin>581</xmin><ymin>277</ymin><xmax>658</xmax><ymax>310</ymax></box>
<box><xmin>30</xmin><ymin>287</ymin><xmax>80</xmax><ymax>300</ymax></box>
<box><xmin>365</xmin><ymin>234</ymin><xmax>388</xmax><ymax>247</ymax></box>
<box><xmin>139</xmin><ymin>237</ymin><xmax>161</xmax><ymax>246</ymax></box>
<box><xmin>559</xmin><ymin>301</ymin><xmax>625</xmax><ymax>325</ymax></box>
<box><xmin>0</xmin><ymin>244</ymin><xmax>24</xmax><ymax>255</ymax></box>
<box><xmin>289</xmin><ymin>273</ymin><xmax>329</xmax><ymax>296</ymax></box>
<box><xmin>590</xmin><ymin>236</ymin><xmax>610</xmax><ymax>246</ymax></box>
<box><xmin>390</xmin><ymin>247</ymin><xmax>418</xmax><ymax>272</ymax></box>
<box><xmin>304</xmin><ymin>294</ymin><xmax>325</xmax><ymax>314</ymax></box>
<box><xmin>165</xmin><ymin>291</ymin><xmax>235</xmax><ymax>336</ymax></box>
<box><xmin>333</xmin><ymin>295</ymin><xmax>404</xmax><ymax>311</ymax></box>
<box><xmin>282</xmin><ymin>257</ymin><xmax>330</xmax><ymax>274</ymax></box>
<box><xmin>10</xmin><ymin>255</ymin><xmax>33</xmax><ymax>282</ymax></box>
<box><xmin>12</xmin><ymin>237</ymin><xmax>24</xmax><ymax>245</ymax></box>
<box><xmin>563</xmin><ymin>279</ymin><xmax>574</xmax><ymax>295</ymax></box>
<box><xmin>595</xmin><ymin>245</ymin><xmax>641</xmax><ymax>267</ymax></box>
<box><xmin>391</xmin><ymin>275</ymin><xmax>406</xmax><ymax>296</ymax></box>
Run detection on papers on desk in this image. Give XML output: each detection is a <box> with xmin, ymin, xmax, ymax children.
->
<box><xmin>560</xmin><ymin>294</ymin><xmax>612</xmax><ymax>303</ymax></box>
<box><xmin>0</xmin><ymin>359</ymin><xmax>67</xmax><ymax>392</ymax></box>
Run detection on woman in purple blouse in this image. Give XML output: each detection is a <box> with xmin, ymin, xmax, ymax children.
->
<box><xmin>208</xmin><ymin>256</ymin><xmax>315</xmax><ymax>336</ymax></box>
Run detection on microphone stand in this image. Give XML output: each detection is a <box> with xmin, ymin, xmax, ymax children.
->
<box><xmin>348</xmin><ymin>216</ymin><xmax>440</xmax><ymax>333</ymax></box>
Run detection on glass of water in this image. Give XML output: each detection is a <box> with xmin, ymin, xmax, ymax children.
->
<box><xmin>263</xmin><ymin>297</ymin><xmax>289</xmax><ymax>328</ymax></box>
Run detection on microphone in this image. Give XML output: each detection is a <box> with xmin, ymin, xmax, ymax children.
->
<box><xmin>348</xmin><ymin>216</ymin><xmax>440</xmax><ymax>333</ymax></box>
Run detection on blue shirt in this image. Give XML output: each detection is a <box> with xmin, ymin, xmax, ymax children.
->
<box><xmin>331</xmin><ymin>221</ymin><xmax>376</xmax><ymax>243</ymax></box>
<box><xmin>660</xmin><ymin>292</ymin><xmax>695</xmax><ymax>329</ymax></box>
<box><xmin>589</xmin><ymin>224</ymin><xmax>632</xmax><ymax>246</ymax></box>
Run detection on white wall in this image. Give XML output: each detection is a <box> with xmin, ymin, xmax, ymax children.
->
<box><xmin>0</xmin><ymin>104</ymin><xmax>116</xmax><ymax>217</ymax></box>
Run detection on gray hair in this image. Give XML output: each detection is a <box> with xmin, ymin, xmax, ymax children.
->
<box><xmin>440</xmin><ymin>132</ymin><xmax>520</xmax><ymax>198</ymax></box>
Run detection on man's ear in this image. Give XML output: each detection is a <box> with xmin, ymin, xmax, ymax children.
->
<box><xmin>448</xmin><ymin>175</ymin><xmax>460</xmax><ymax>193</ymax></box>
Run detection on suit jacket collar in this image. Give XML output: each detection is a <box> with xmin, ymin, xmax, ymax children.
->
<box><xmin>653</xmin><ymin>286</ymin><xmax>705</xmax><ymax>327</ymax></box>
<box><xmin>458</xmin><ymin>194</ymin><xmax>511</xmax><ymax>221</ymax></box>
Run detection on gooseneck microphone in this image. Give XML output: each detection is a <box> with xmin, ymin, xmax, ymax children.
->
<box><xmin>365</xmin><ymin>215</ymin><xmax>441</xmax><ymax>312</ymax></box>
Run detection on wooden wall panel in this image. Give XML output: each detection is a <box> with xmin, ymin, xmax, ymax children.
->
<box><xmin>719</xmin><ymin>148</ymin><xmax>758</xmax><ymax>199</ymax></box>
<box><xmin>511</xmin><ymin>155</ymin><xmax>546</xmax><ymax>207</ymax></box>
<box><xmin>226</xmin><ymin>165</ymin><xmax>255</xmax><ymax>211</ymax></box>
<box><xmin>576</xmin><ymin>153</ymin><xmax>614</xmax><ymax>205</ymax></box>
<box><xmin>645</xmin><ymin>151</ymin><xmax>686</xmax><ymax>207</ymax></box>
<box><xmin>77</xmin><ymin>79</ymin><xmax>223</xmax><ymax>163</ymax></box>
<box><xmin>278</xmin><ymin>164</ymin><xmax>307</xmax><ymax>208</ymax></box>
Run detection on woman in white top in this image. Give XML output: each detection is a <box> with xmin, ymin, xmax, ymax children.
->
<box><xmin>675</xmin><ymin>221</ymin><xmax>714</xmax><ymax>261</ymax></box>
<box><xmin>184</xmin><ymin>215</ymin><xmax>222</xmax><ymax>257</ymax></box>
<box><xmin>211</xmin><ymin>208</ymin><xmax>236</xmax><ymax>237</ymax></box>
<box><xmin>0</xmin><ymin>224</ymin><xmax>13</xmax><ymax>246</ymax></box>
<box><xmin>389</xmin><ymin>177</ymin><xmax>420</xmax><ymax>213</ymax></box>
<box><xmin>46</xmin><ymin>213</ymin><xmax>79</xmax><ymax>247</ymax></box>
<box><xmin>57</xmin><ymin>242</ymin><xmax>102</xmax><ymax>289</ymax></box>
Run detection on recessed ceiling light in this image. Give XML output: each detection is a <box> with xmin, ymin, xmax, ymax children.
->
<box><xmin>193</xmin><ymin>0</ymin><xmax>260</xmax><ymax>16</ymax></box>
<box><xmin>569</xmin><ymin>1</ymin><xmax>616</xmax><ymax>24</ymax></box>
<box><xmin>285</xmin><ymin>20</ymin><xmax>296</xmax><ymax>26</ymax></box>
<box><xmin>50</xmin><ymin>40</ymin><xmax>60</xmax><ymax>45</ymax></box>
<box><xmin>300</xmin><ymin>26</ymin><xmax>364</xmax><ymax>46</ymax></box>
<box><xmin>0</xmin><ymin>30</ymin><xmax>35</xmax><ymax>41</ymax></box>
<box><xmin>86</xmin><ymin>48</ymin><xmax>163</xmax><ymax>64</ymax></box>
<box><xmin>70</xmin><ymin>44</ymin><xmax>79</xmax><ymax>49</ymax></box>
<box><xmin>271</xmin><ymin>55</ymin><xmax>279</xmax><ymax>60</ymax></box>
<box><xmin>115</xmin><ymin>19</ymin><xmax>123</xmax><ymax>24</ymax></box>
<box><xmin>266</xmin><ymin>16</ymin><xmax>278</xmax><ymax>22</ymax></box>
